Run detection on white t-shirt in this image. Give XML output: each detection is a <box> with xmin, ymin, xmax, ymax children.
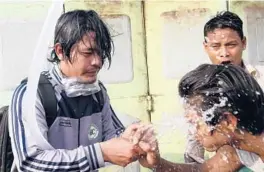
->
<box><xmin>245</xmin><ymin>63</ymin><xmax>264</xmax><ymax>90</ymax></box>
<box><xmin>236</xmin><ymin>149</ymin><xmax>264</xmax><ymax>171</ymax></box>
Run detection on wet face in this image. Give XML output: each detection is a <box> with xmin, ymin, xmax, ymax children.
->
<box><xmin>184</xmin><ymin>100</ymin><xmax>234</xmax><ymax>152</ymax></box>
<box><xmin>195</xmin><ymin>119</ymin><xmax>232</xmax><ymax>152</ymax></box>
<box><xmin>204</xmin><ymin>28</ymin><xmax>246</xmax><ymax>66</ymax></box>
<box><xmin>57</xmin><ymin>32</ymin><xmax>102</xmax><ymax>83</ymax></box>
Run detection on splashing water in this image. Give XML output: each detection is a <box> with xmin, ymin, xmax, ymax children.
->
<box><xmin>152</xmin><ymin>96</ymin><xmax>230</xmax><ymax>144</ymax></box>
<box><xmin>201</xmin><ymin>96</ymin><xmax>228</xmax><ymax>122</ymax></box>
<box><xmin>153</xmin><ymin>113</ymin><xmax>189</xmax><ymax>144</ymax></box>
<box><xmin>221</xmin><ymin>152</ymin><xmax>229</xmax><ymax>163</ymax></box>
<box><xmin>233</xmin><ymin>111</ymin><xmax>238</xmax><ymax>115</ymax></box>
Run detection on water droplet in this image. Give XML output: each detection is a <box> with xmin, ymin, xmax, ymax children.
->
<box><xmin>239</xmin><ymin>130</ymin><xmax>244</xmax><ymax>135</ymax></box>
<box><xmin>221</xmin><ymin>153</ymin><xmax>228</xmax><ymax>162</ymax></box>
<box><xmin>233</xmin><ymin>111</ymin><xmax>238</xmax><ymax>114</ymax></box>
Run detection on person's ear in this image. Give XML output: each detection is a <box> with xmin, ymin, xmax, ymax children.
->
<box><xmin>223</xmin><ymin>112</ymin><xmax>238</xmax><ymax>132</ymax></box>
<box><xmin>203</xmin><ymin>39</ymin><xmax>209</xmax><ymax>52</ymax></box>
<box><xmin>242</xmin><ymin>36</ymin><xmax>247</xmax><ymax>50</ymax></box>
<box><xmin>54</xmin><ymin>43</ymin><xmax>64</xmax><ymax>61</ymax></box>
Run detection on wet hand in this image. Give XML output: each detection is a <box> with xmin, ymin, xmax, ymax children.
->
<box><xmin>100</xmin><ymin>137</ymin><xmax>142</xmax><ymax>167</ymax></box>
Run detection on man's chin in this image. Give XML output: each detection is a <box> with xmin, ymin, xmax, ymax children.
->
<box><xmin>79</xmin><ymin>77</ymin><xmax>97</xmax><ymax>84</ymax></box>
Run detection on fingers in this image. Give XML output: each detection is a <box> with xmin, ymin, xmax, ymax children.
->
<box><xmin>141</xmin><ymin>126</ymin><xmax>156</xmax><ymax>143</ymax></box>
<box><xmin>132</xmin><ymin>124</ymin><xmax>154</xmax><ymax>144</ymax></box>
<box><xmin>121</xmin><ymin>123</ymin><xmax>141</xmax><ymax>140</ymax></box>
<box><xmin>122</xmin><ymin>122</ymin><xmax>159</xmax><ymax>161</ymax></box>
<box><xmin>123</xmin><ymin>122</ymin><xmax>154</xmax><ymax>143</ymax></box>
<box><xmin>139</xmin><ymin>139</ymin><xmax>158</xmax><ymax>152</ymax></box>
<box><xmin>138</xmin><ymin>141</ymin><xmax>151</xmax><ymax>152</ymax></box>
<box><xmin>133</xmin><ymin>143</ymin><xmax>146</xmax><ymax>155</ymax></box>
<box><xmin>128</xmin><ymin>122</ymin><xmax>142</xmax><ymax>131</ymax></box>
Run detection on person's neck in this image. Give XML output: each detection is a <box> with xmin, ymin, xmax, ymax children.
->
<box><xmin>235</xmin><ymin>132</ymin><xmax>264</xmax><ymax>161</ymax></box>
<box><xmin>240</xmin><ymin>61</ymin><xmax>245</xmax><ymax>69</ymax></box>
<box><xmin>59</xmin><ymin>63</ymin><xmax>71</xmax><ymax>78</ymax></box>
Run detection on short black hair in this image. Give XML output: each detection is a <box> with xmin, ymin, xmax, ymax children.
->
<box><xmin>48</xmin><ymin>10</ymin><xmax>113</xmax><ymax>66</ymax></box>
<box><xmin>179</xmin><ymin>64</ymin><xmax>264</xmax><ymax>135</ymax></box>
<box><xmin>204</xmin><ymin>11</ymin><xmax>244</xmax><ymax>41</ymax></box>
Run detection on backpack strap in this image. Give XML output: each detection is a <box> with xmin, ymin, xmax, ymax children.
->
<box><xmin>94</xmin><ymin>81</ymin><xmax>105</xmax><ymax>109</ymax></box>
<box><xmin>38</xmin><ymin>73</ymin><xmax>57</xmax><ymax>128</ymax></box>
<box><xmin>21</xmin><ymin>73</ymin><xmax>57</xmax><ymax>128</ymax></box>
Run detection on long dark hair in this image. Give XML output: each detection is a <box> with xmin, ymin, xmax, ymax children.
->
<box><xmin>48</xmin><ymin>10</ymin><xmax>113</xmax><ymax>66</ymax></box>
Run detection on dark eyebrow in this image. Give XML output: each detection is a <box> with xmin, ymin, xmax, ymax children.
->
<box><xmin>210</xmin><ymin>43</ymin><xmax>221</xmax><ymax>46</ymax></box>
<box><xmin>225</xmin><ymin>41</ymin><xmax>238</xmax><ymax>44</ymax></box>
<box><xmin>81</xmin><ymin>48</ymin><xmax>95</xmax><ymax>52</ymax></box>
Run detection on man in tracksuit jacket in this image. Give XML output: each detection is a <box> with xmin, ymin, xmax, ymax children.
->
<box><xmin>9</xmin><ymin>10</ymin><xmax>158</xmax><ymax>172</ymax></box>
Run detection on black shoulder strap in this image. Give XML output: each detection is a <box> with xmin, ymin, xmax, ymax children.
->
<box><xmin>95</xmin><ymin>81</ymin><xmax>105</xmax><ymax>109</ymax></box>
<box><xmin>21</xmin><ymin>73</ymin><xmax>57</xmax><ymax>128</ymax></box>
<box><xmin>37</xmin><ymin>73</ymin><xmax>57</xmax><ymax>128</ymax></box>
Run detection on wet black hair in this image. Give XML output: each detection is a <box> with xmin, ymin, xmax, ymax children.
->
<box><xmin>204</xmin><ymin>11</ymin><xmax>244</xmax><ymax>41</ymax></box>
<box><xmin>48</xmin><ymin>10</ymin><xmax>113</xmax><ymax>66</ymax></box>
<box><xmin>179</xmin><ymin>64</ymin><xmax>264</xmax><ymax>135</ymax></box>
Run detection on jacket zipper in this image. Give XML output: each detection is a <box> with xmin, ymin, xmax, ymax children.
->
<box><xmin>78</xmin><ymin>118</ymin><xmax>80</xmax><ymax>146</ymax></box>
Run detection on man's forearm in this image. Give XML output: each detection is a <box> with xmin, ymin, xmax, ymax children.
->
<box><xmin>154</xmin><ymin>144</ymin><xmax>243</xmax><ymax>172</ymax></box>
<box><xmin>154</xmin><ymin>158</ymin><xmax>203</xmax><ymax>172</ymax></box>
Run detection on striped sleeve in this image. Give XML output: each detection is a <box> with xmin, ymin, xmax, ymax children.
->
<box><xmin>8</xmin><ymin>83</ymin><xmax>105</xmax><ymax>172</ymax></box>
<box><xmin>110</xmin><ymin>105</ymin><xmax>125</xmax><ymax>136</ymax></box>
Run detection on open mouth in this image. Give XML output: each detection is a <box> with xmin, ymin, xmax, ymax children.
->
<box><xmin>221</xmin><ymin>60</ymin><xmax>232</xmax><ymax>65</ymax></box>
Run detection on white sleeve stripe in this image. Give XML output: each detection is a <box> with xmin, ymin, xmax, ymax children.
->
<box><xmin>11</xmin><ymin>83</ymin><xmax>27</xmax><ymax>162</ymax></box>
<box><xmin>87</xmin><ymin>145</ymin><xmax>96</xmax><ymax>170</ymax></box>
<box><xmin>91</xmin><ymin>144</ymin><xmax>100</xmax><ymax>169</ymax></box>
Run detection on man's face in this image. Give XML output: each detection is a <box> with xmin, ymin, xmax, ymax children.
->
<box><xmin>204</xmin><ymin>28</ymin><xmax>246</xmax><ymax>65</ymax></box>
<box><xmin>184</xmin><ymin>102</ymin><xmax>232</xmax><ymax>152</ymax></box>
<box><xmin>59</xmin><ymin>32</ymin><xmax>102</xmax><ymax>83</ymax></box>
<box><xmin>194</xmin><ymin>118</ymin><xmax>231</xmax><ymax>152</ymax></box>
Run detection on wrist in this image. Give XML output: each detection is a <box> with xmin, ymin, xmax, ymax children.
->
<box><xmin>100</xmin><ymin>142</ymin><xmax>110</xmax><ymax>162</ymax></box>
<box><xmin>152</xmin><ymin>158</ymin><xmax>164</xmax><ymax>172</ymax></box>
